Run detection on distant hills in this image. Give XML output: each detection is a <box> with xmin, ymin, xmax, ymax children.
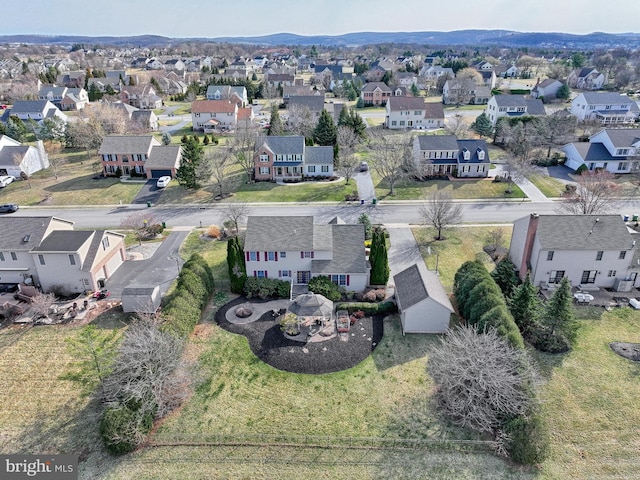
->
<box><xmin>2</xmin><ymin>30</ymin><xmax>640</xmax><ymax>49</ymax></box>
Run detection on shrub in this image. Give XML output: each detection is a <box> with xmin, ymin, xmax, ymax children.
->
<box><xmin>308</xmin><ymin>276</ymin><xmax>342</xmax><ymax>302</ymax></box>
<box><xmin>100</xmin><ymin>405</ymin><xmax>153</xmax><ymax>454</ymax></box>
<box><xmin>243</xmin><ymin>277</ymin><xmax>290</xmax><ymax>299</ymax></box>
<box><xmin>182</xmin><ymin>258</ymin><xmax>215</xmax><ymax>294</ymax></box>
<box><xmin>374</xmin><ymin>289</ymin><xmax>386</xmax><ymax>301</ymax></box>
<box><xmin>503</xmin><ymin>412</ymin><xmax>550</xmax><ymax>465</ymax></box>
<box><xmin>178</xmin><ymin>270</ymin><xmax>208</xmax><ymax>309</ymax></box>
<box><xmin>146</xmin><ymin>224</ymin><xmax>164</xmax><ymax>237</ymax></box>
<box><xmin>163</xmin><ymin>292</ymin><xmax>201</xmax><ymax>338</ymax></box>
<box><xmin>575</xmin><ymin>164</ymin><xmax>588</xmax><ymax>175</ymax></box>
<box><xmin>206</xmin><ymin>225</ymin><xmax>221</xmax><ymax>239</ymax></box>
<box><xmin>334</xmin><ymin>301</ymin><xmax>397</xmax><ymax>315</ymax></box>
<box><xmin>527</xmin><ymin>327</ymin><xmax>571</xmax><ymax>354</ymax></box>
<box><xmin>362</xmin><ymin>290</ymin><xmax>378</xmax><ymax>302</ymax></box>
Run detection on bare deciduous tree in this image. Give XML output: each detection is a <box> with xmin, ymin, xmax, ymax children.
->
<box><xmin>205</xmin><ymin>146</ymin><xmax>233</xmax><ymax>197</ymax></box>
<box><xmin>486</xmin><ymin>228</ymin><xmax>506</xmax><ymax>253</ymax></box>
<box><xmin>367</xmin><ymin>130</ymin><xmax>410</xmax><ymax>196</ymax></box>
<box><xmin>444</xmin><ymin>114</ymin><xmax>469</xmax><ymax>137</ymax></box>
<box><xmin>419</xmin><ymin>191</ymin><xmax>463</xmax><ymax>240</ymax></box>
<box><xmin>557</xmin><ymin>170</ymin><xmax>620</xmax><ymax>215</ymax></box>
<box><xmin>222</xmin><ymin>202</ymin><xmax>250</xmax><ymax>234</ymax></box>
<box><xmin>428</xmin><ymin>326</ymin><xmax>536</xmax><ymax>434</ymax></box>
<box><xmin>285</xmin><ymin>104</ymin><xmax>315</xmax><ymax>138</ymax></box>
<box><xmin>536</xmin><ymin>114</ymin><xmax>577</xmax><ymax>158</ymax></box>
<box><xmin>229</xmin><ymin>122</ymin><xmax>260</xmax><ymax>183</ymax></box>
<box><xmin>120</xmin><ymin>211</ymin><xmax>159</xmax><ymax>245</ymax></box>
<box><xmin>30</xmin><ymin>292</ymin><xmax>57</xmax><ymax>322</ymax></box>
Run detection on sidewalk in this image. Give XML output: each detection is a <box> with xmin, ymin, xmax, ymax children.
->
<box><xmin>490</xmin><ymin>164</ymin><xmax>552</xmax><ymax>202</ymax></box>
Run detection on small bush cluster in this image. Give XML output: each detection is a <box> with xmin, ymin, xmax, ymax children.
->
<box><xmin>243</xmin><ymin>277</ymin><xmax>291</xmax><ymax>299</ymax></box>
<box><xmin>334</xmin><ymin>301</ymin><xmax>396</xmax><ymax>315</ymax></box>
<box><xmin>454</xmin><ymin>261</ymin><xmax>524</xmax><ymax>349</ymax></box>
<box><xmin>206</xmin><ymin>225</ymin><xmax>222</xmax><ymax>239</ymax></box>
<box><xmin>163</xmin><ymin>253</ymin><xmax>215</xmax><ymax>338</ymax></box>
<box><xmin>308</xmin><ymin>276</ymin><xmax>343</xmax><ymax>302</ymax></box>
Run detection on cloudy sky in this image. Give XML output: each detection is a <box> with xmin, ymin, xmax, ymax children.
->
<box><xmin>6</xmin><ymin>0</ymin><xmax>638</xmax><ymax>37</ymax></box>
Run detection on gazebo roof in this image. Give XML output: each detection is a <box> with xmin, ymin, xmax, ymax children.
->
<box><xmin>288</xmin><ymin>293</ymin><xmax>333</xmax><ymax>317</ymax></box>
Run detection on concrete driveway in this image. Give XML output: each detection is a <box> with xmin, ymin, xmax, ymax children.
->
<box><xmin>386</xmin><ymin>226</ymin><xmax>424</xmax><ymax>279</ymax></box>
<box><xmin>132</xmin><ymin>179</ymin><xmax>165</xmax><ymax>205</ymax></box>
<box><xmin>106</xmin><ymin>229</ymin><xmax>191</xmax><ymax>299</ymax></box>
<box><xmin>354</xmin><ymin>170</ymin><xmax>375</xmax><ymax>201</ymax></box>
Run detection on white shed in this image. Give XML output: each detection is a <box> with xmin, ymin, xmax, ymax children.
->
<box><xmin>121</xmin><ymin>285</ymin><xmax>161</xmax><ymax>313</ymax></box>
<box><xmin>393</xmin><ymin>263</ymin><xmax>454</xmax><ymax>334</ymax></box>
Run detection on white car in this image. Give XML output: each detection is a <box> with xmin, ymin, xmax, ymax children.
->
<box><xmin>0</xmin><ymin>175</ymin><xmax>15</xmax><ymax>187</ymax></box>
<box><xmin>156</xmin><ymin>176</ymin><xmax>172</xmax><ymax>188</ymax></box>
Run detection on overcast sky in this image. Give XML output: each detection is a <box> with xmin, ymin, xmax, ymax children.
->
<box><xmin>6</xmin><ymin>0</ymin><xmax>639</xmax><ymax>37</ymax></box>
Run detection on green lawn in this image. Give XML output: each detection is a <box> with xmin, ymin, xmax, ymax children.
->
<box><xmin>413</xmin><ymin>225</ymin><xmax>512</xmax><ymax>292</ymax></box>
<box><xmin>374</xmin><ymin>174</ymin><xmax>525</xmax><ymax>201</ymax></box>
<box><xmin>179</xmin><ymin>231</ymin><xmax>230</xmax><ymax>290</ymax></box>
<box><xmin>231</xmin><ymin>178</ymin><xmax>358</xmax><ymax>203</ymax></box>
<box><xmin>0</xmin><ymin>149</ymin><xmax>142</xmax><ymax>206</ymax></box>
<box><xmin>528</xmin><ymin>174</ymin><xmax>566</xmax><ymax>198</ymax></box>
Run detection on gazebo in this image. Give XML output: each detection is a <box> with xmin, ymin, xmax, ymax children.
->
<box><xmin>280</xmin><ymin>293</ymin><xmax>335</xmax><ymax>341</ymax></box>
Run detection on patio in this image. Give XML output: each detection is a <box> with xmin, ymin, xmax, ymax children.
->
<box><xmin>539</xmin><ymin>284</ymin><xmax>640</xmax><ymax>309</ymax></box>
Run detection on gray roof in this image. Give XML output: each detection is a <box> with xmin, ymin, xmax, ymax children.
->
<box><xmin>580</xmin><ymin>92</ymin><xmax>635</xmax><ymax>105</ymax></box>
<box><xmin>0</xmin><ymin>146</ymin><xmax>29</xmax><ymax>165</ymax></box>
<box><xmin>457</xmin><ymin>139</ymin><xmax>491</xmax><ymax>164</ymax></box>
<box><xmin>256</xmin><ymin>136</ymin><xmax>305</xmax><ymax>155</ymax></box>
<box><xmin>98</xmin><ymin>135</ymin><xmax>160</xmax><ymax>154</ymax></box>
<box><xmin>0</xmin><ymin>216</ymin><xmax>71</xmax><ymax>251</ymax></box>
<box><xmin>245</xmin><ymin>216</ymin><xmax>315</xmax><ymax>251</ymax></box>
<box><xmin>423</xmin><ymin>103</ymin><xmax>445</xmax><ymax>119</ymax></box>
<box><xmin>394</xmin><ymin>263</ymin><xmax>453</xmax><ymax>311</ymax></box>
<box><xmin>492</xmin><ymin>94</ymin><xmax>528</xmax><ymax>107</ymax></box>
<box><xmin>288</xmin><ymin>95</ymin><xmax>325</xmax><ymax>112</ymax></box>
<box><xmin>600</xmin><ymin>128</ymin><xmax>640</xmax><ymax>148</ymax></box>
<box><xmin>147</xmin><ymin>145</ymin><xmax>181</xmax><ymax>169</ymax></box>
<box><xmin>568</xmin><ymin>142</ymin><xmax>616</xmax><ymax>162</ymax></box>
<box><xmin>415</xmin><ymin>134</ymin><xmax>459</xmax><ymax>151</ymax></box>
<box><xmin>10</xmin><ymin>100</ymin><xmax>51</xmax><ymax>114</ymax></box>
<box><xmin>122</xmin><ymin>286</ymin><xmax>158</xmax><ymax>296</ymax></box>
<box><xmin>39</xmin><ymin>86</ymin><xmax>67</xmax><ymax>96</ymax></box>
<box><xmin>388</xmin><ymin>96</ymin><xmax>426</xmax><ymax>111</ymax></box>
<box><xmin>113</xmin><ymin>103</ymin><xmax>139</xmax><ymax>117</ymax></box>
<box><xmin>534</xmin><ymin>215</ymin><xmax>632</xmax><ymax>250</ymax></box>
<box><xmin>305</xmin><ymin>146</ymin><xmax>334</xmax><ymax>165</ymax></box>
<box><xmin>312</xmin><ymin>224</ymin><xmax>367</xmax><ymax>274</ymax></box>
<box><xmin>361</xmin><ymin>82</ymin><xmax>392</xmax><ymax>93</ymax></box>
<box><xmin>31</xmin><ymin>230</ymin><xmax>93</xmax><ymax>252</ymax></box>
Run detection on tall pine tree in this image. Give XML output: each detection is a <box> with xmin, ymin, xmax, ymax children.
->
<box><xmin>227</xmin><ymin>237</ymin><xmax>247</xmax><ymax>294</ymax></box>
<box><xmin>176</xmin><ymin>136</ymin><xmax>203</xmax><ymax>189</ymax></box>
<box><xmin>313</xmin><ymin>109</ymin><xmax>337</xmax><ymax>146</ymax></box>
<box><xmin>369</xmin><ymin>227</ymin><xmax>390</xmax><ymax>285</ymax></box>
<box><xmin>471</xmin><ymin>112</ymin><xmax>494</xmax><ymax>138</ymax></box>
<box><xmin>541</xmin><ymin>277</ymin><xmax>578</xmax><ymax>344</ymax></box>
<box><xmin>267</xmin><ymin>104</ymin><xmax>283</xmax><ymax>136</ymax></box>
<box><xmin>508</xmin><ymin>274</ymin><xmax>542</xmax><ymax>337</ymax></box>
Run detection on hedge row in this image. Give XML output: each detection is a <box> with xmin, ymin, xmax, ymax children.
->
<box><xmin>453</xmin><ymin>261</ymin><xmax>524</xmax><ymax>349</ymax></box>
<box><xmin>243</xmin><ymin>277</ymin><xmax>290</xmax><ymax>299</ymax></box>
<box><xmin>334</xmin><ymin>301</ymin><xmax>397</xmax><ymax>315</ymax></box>
<box><xmin>163</xmin><ymin>253</ymin><xmax>215</xmax><ymax>338</ymax></box>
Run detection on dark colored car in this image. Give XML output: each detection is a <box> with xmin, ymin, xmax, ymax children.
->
<box><xmin>0</xmin><ymin>204</ymin><xmax>19</xmax><ymax>213</ymax></box>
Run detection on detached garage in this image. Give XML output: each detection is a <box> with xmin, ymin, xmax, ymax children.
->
<box><xmin>393</xmin><ymin>263</ymin><xmax>454</xmax><ymax>334</ymax></box>
<box><xmin>145</xmin><ymin>145</ymin><xmax>181</xmax><ymax>179</ymax></box>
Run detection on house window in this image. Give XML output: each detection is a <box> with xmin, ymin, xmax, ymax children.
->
<box><xmin>391</xmin><ymin>121</ymin><xmax>397</xmax><ymax>126</ymax></box>
<box><xmin>256</xmin><ymin>270</ymin><xmax>266</xmax><ymax>278</ymax></box>
<box><xmin>547</xmin><ymin>251</ymin><xmax>554</xmax><ymax>261</ymax></box>
<box><xmin>302</xmin><ymin>251</ymin><xmax>313</xmax><ymax>258</ymax></box>
<box><xmin>249</xmin><ymin>252</ymin><xmax>257</xmax><ymax>261</ymax></box>
<box><xmin>619</xmin><ymin>251</ymin><xmax>627</xmax><ymax>259</ymax></box>
<box><xmin>102</xmin><ymin>237</ymin><xmax>110</xmax><ymax>250</ymax></box>
<box><xmin>280</xmin><ymin>252</ymin><xmax>286</xmax><ymax>259</ymax></box>
<box><xmin>267</xmin><ymin>251</ymin><xmax>277</xmax><ymax>261</ymax></box>
<box><xmin>596</xmin><ymin>251</ymin><xmax>603</xmax><ymax>261</ymax></box>
<box><xmin>399</xmin><ymin>121</ymin><xmax>405</xmax><ymax>126</ymax></box>
<box><xmin>608</xmin><ymin>270</ymin><xmax>617</xmax><ymax>277</ymax></box>
<box><xmin>69</xmin><ymin>255</ymin><xmax>76</xmax><ymax>266</ymax></box>
<box><xmin>259</xmin><ymin>167</ymin><xmax>270</xmax><ymax>175</ymax></box>
<box><xmin>308</xmin><ymin>166</ymin><xmax>316</xmax><ymax>173</ymax></box>
<box><xmin>331</xmin><ymin>274</ymin><xmax>347</xmax><ymax>286</ymax></box>
<box><xmin>618</xmin><ymin>162</ymin><xmax>628</xmax><ymax>171</ymax></box>
<box><xmin>0</xmin><ymin>252</ymin><xmax>3</xmax><ymax>261</ymax></box>
<box><xmin>38</xmin><ymin>254</ymin><xmax>45</xmax><ymax>265</ymax></box>
<box><xmin>279</xmin><ymin>270</ymin><xmax>291</xmax><ymax>278</ymax></box>
<box><xmin>549</xmin><ymin>270</ymin><xmax>565</xmax><ymax>284</ymax></box>
<box><xmin>581</xmin><ymin>270</ymin><xmax>597</xmax><ymax>284</ymax></box>
<box><xmin>10</xmin><ymin>252</ymin><xmax>17</xmax><ymax>261</ymax></box>
<box><xmin>321</xmin><ymin>165</ymin><xmax>329</xmax><ymax>173</ymax></box>
<box><xmin>260</xmin><ymin>154</ymin><xmax>269</xmax><ymax>162</ymax></box>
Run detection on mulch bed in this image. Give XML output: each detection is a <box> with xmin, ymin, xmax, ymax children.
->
<box><xmin>215</xmin><ymin>296</ymin><xmax>384</xmax><ymax>374</ymax></box>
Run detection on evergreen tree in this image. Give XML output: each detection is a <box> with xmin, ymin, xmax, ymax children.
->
<box><xmin>358</xmin><ymin>213</ymin><xmax>373</xmax><ymax>241</ymax></box>
<box><xmin>176</xmin><ymin>137</ymin><xmax>204</xmax><ymax>189</ymax></box>
<box><xmin>227</xmin><ymin>237</ymin><xmax>247</xmax><ymax>294</ymax></box>
<box><xmin>369</xmin><ymin>227</ymin><xmax>390</xmax><ymax>285</ymax></box>
<box><xmin>88</xmin><ymin>83</ymin><xmax>103</xmax><ymax>102</ymax></box>
<box><xmin>556</xmin><ymin>84</ymin><xmax>571</xmax><ymax>100</ymax></box>
<box><xmin>491</xmin><ymin>257</ymin><xmax>519</xmax><ymax>297</ymax></box>
<box><xmin>347</xmin><ymin>108</ymin><xmax>367</xmax><ymax>138</ymax></box>
<box><xmin>356</xmin><ymin>97</ymin><xmax>365</xmax><ymax>109</ymax></box>
<box><xmin>410</xmin><ymin>83</ymin><xmax>420</xmax><ymax>97</ymax></box>
<box><xmin>161</xmin><ymin>132</ymin><xmax>172</xmax><ymax>145</ymax></box>
<box><xmin>541</xmin><ymin>277</ymin><xmax>578</xmax><ymax>343</ymax></box>
<box><xmin>267</xmin><ymin>104</ymin><xmax>283</xmax><ymax>136</ymax></box>
<box><xmin>508</xmin><ymin>274</ymin><xmax>542</xmax><ymax>337</ymax></box>
<box><xmin>313</xmin><ymin>109</ymin><xmax>337</xmax><ymax>146</ymax></box>
<box><xmin>337</xmin><ymin>105</ymin><xmax>350</xmax><ymax>126</ymax></box>
<box><xmin>471</xmin><ymin>112</ymin><xmax>494</xmax><ymax>138</ymax></box>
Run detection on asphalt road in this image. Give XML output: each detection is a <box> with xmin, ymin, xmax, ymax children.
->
<box><xmin>16</xmin><ymin>198</ymin><xmax>640</xmax><ymax>229</ymax></box>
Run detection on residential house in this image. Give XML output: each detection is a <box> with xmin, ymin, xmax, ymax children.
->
<box><xmin>87</xmin><ymin>77</ymin><xmax>122</xmax><ymax>94</ymax></box>
<box><xmin>567</xmin><ymin>67</ymin><xmax>606</xmax><ymax>90</ymax></box>
<box><xmin>494</xmin><ymin>64</ymin><xmax>519</xmax><ymax>78</ymax></box>
<box><xmin>56</xmin><ymin>71</ymin><xmax>86</xmax><ymax>88</ymax></box>
<box><xmin>394</xmin><ymin>72</ymin><xmax>418</xmax><ymax>88</ymax></box>
<box><xmin>283</xmin><ymin>85</ymin><xmax>317</xmax><ymax>105</ymax></box>
<box><xmin>509</xmin><ymin>213</ymin><xmax>639</xmax><ymax>290</ymax></box>
<box><xmin>473</xmin><ymin>61</ymin><xmax>495</xmax><ymax>72</ymax></box>
<box><xmin>0</xmin><ymin>136</ymin><xmax>49</xmax><ymax>177</ymax></box>
<box><xmin>569</xmin><ymin>92</ymin><xmax>638</xmax><ymax>125</ymax></box>
<box><xmin>59</xmin><ymin>88</ymin><xmax>89</xmax><ymax>111</ymax></box>
<box><xmin>145</xmin><ymin>58</ymin><xmax>164</xmax><ymax>70</ymax></box>
<box><xmin>265</xmin><ymin>73</ymin><xmax>295</xmax><ymax>88</ymax></box>
<box><xmin>253</xmin><ymin>136</ymin><xmax>333</xmax><ymax>181</ymax></box>
<box><xmin>37</xmin><ymin>86</ymin><xmax>68</xmax><ymax>107</ymax></box>
<box><xmin>120</xmin><ymin>85</ymin><xmax>162</xmax><ymax>109</ymax></box>
<box><xmin>530</xmin><ymin>78</ymin><xmax>563</xmax><ymax>100</ymax></box>
<box><xmin>485</xmin><ymin>95</ymin><xmax>546</xmax><ymax>125</ymax></box>
<box><xmin>191</xmin><ymin>99</ymin><xmax>238</xmax><ymax>132</ymax></box>
<box><xmin>412</xmin><ymin>135</ymin><xmax>490</xmax><ymax>177</ymax></box>
<box><xmin>205</xmin><ymin>85</ymin><xmax>248</xmax><ymax>107</ymax></box>
<box><xmin>475</xmin><ymin>69</ymin><xmax>497</xmax><ymax>89</ymax></box>
<box><xmin>244</xmin><ymin>216</ymin><xmax>369</xmax><ymax>291</ymax></box>
<box><xmin>393</xmin><ymin>262</ymin><xmax>454</xmax><ymax>333</ymax></box>
<box><xmin>419</xmin><ymin>65</ymin><xmax>454</xmax><ymax>83</ymax></box>
<box><xmin>98</xmin><ymin>135</ymin><xmax>161</xmax><ymax>176</ymax></box>
<box><xmin>385</xmin><ymin>96</ymin><xmax>444</xmax><ymax>129</ymax></box>
<box><xmin>2</xmin><ymin>100</ymin><xmax>68</xmax><ymax>124</ymax></box>
<box><xmin>0</xmin><ymin>216</ymin><xmax>126</xmax><ymax>293</ymax></box>
<box><xmin>287</xmin><ymin>95</ymin><xmax>326</xmax><ymax>120</ymax></box>
<box><xmin>562</xmin><ymin>128</ymin><xmax>640</xmax><ymax>174</ymax></box>
<box><xmin>131</xmin><ymin>110</ymin><xmax>159</xmax><ymax>131</ymax></box>
<box><xmin>360</xmin><ymin>82</ymin><xmax>392</xmax><ymax>106</ymax></box>
<box><xmin>164</xmin><ymin>59</ymin><xmax>185</xmax><ymax>72</ymax></box>
<box><xmin>442</xmin><ymin>78</ymin><xmax>491</xmax><ymax>105</ymax></box>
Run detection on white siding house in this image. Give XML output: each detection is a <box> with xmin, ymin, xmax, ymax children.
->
<box><xmin>569</xmin><ymin>92</ymin><xmax>638</xmax><ymax>125</ymax></box>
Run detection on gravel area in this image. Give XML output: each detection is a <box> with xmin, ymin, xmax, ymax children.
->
<box><xmin>215</xmin><ymin>296</ymin><xmax>384</xmax><ymax>374</ymax></box>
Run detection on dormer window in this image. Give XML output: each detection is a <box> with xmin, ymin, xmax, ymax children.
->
<box><xmin>477</xmin><ymin>148</ymin><xmax>485</xmax><ymax>160</ymax></box>
<box><xmin>463</xmin><ymin>148</ymin><xmax>470</xmax><ymax>160</ymax></box>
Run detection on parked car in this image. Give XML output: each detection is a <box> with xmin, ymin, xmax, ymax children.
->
<box><xmin>0</xmin><ymin>175</ymin><xmax>15</xmax><ymax>187</ymax></box>
<box><xmin>156</xmin><ymin>176</ymin><xmax>171</xmax><ymax>188</ymax></box>
<box><xmin>0</xmin><ymin>204</ymin><xmax>19</xmax><ymax>213</ymax></box>
<box><xmin>359</xmin><ymin>161</ymin><xmax>369</xmax><ymax>172</ymax></box>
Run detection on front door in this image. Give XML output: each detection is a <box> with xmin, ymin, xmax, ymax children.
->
<box><xmin>297</xmin><ymin>271</ymin><xmax>310</xmax><ymax>284</ymax></box>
